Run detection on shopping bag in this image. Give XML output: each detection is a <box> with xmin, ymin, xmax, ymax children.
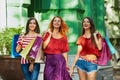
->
<box><xmin>11</xmin><ymin>34</ymin><xmax>21</xmax><ymax>58</ymax></box>
<box><xmin>105</xmin><ymin>36</ymin><xmax>117</xmax><ymax>54</ymax></box>
<box><xmin>20</xmin><ymin>38</ymin><xmax>35</xmax><ymax>59</ymax></box>
<box><xmin>35</xmin><ymin>45</ymin><xmax>45</xmax><ymax>63</ymax></box>
<box><xmin>97</xmin><ymin>38</ymin><xmax>112</xmax><ymax>66</ymax></box>
<box><xmin>28</xmin><ymin>36</ymin><xmax>43</xmax><ymax>60</ymax></box>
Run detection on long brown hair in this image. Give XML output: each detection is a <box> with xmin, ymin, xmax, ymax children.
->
<box><xmin>49</xmin><ymin>16</ymin><xmax>68</xmax><ymax>36</ymax></box>
<box><xmin>82</xmin><ymin>17</ymin><xmax>96</xmax><ymax>45</ymax></box>
<box><xmin>25</xmin><ymin>17</ymin><xmax>40</xmax><ymax>35</ymax></box>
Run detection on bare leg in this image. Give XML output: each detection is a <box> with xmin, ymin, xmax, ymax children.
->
<box><xmin>77</xmin><ymin>68</ymin><xmax>87</xmax><ymax>80</ymax></box>
<box><xmin>87</xmin><ymin>71</ymin><xmax>97</xmax><ymax>80</ymax></box>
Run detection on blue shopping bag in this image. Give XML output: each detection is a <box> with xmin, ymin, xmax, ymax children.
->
<box><xmin>105</xmin><ymin>37</ymin><xmax>117</xmax><ymax>55</ymax></box>
<box><xmin>11</xmin><ymin>34</ymin><xmax>21</xmax><ymax>58</ymax></box>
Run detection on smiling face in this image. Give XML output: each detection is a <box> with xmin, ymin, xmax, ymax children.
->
<box><xmin>82</xmin><ymin>18</ymin><xmax>91</xmax><ymax>30</ymax></box>
<box><xmin>49</xmin><ymin>16</ymin><xmax>68</xmax><ymax>36</ymax></box>
<box><xmin>52</xmin><ymin>17</ymin><xmax>61</xmax><ymax>29</ymax></box>
<box><xmin>28</xmin><ymin>19</ymin><xmax>36</xmax><ymax>31</ymax></box>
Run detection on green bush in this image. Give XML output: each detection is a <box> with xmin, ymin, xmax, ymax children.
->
<box><xmin>0</xmin><ymin>27</ymin><xmax>23</xmax><ymax>55</ymax></box>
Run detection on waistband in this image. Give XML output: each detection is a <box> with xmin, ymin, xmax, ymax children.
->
<box><xmin>78</xmin><ymin>57</ymin><xmax>97</xmax><ymax>64</ymax></box>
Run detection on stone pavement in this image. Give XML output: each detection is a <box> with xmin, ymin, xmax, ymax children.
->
<box><xmin>38</xmin><ymin>55</ymin><xmax>115</xmax><ymax>80</ymax></box>
<box><xmin>113</xmin><ymin>66</ymin><xmax>120</xmax><ymax>80</ymax></box>
<box><xmin>97</xmin><ymin>66</ymin><xmax>113</xmax><ymax>80</ymax></box>
<box><xmin>38</xmin><ymin>67</ymin><xmax>113</xmax><ymax>80</ymax></box>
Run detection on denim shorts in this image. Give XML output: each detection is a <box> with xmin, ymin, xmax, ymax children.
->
<box><xmin>75</xmin><ymin>58</ymin><xmax>98</xmax><ymax>74</ymax></box>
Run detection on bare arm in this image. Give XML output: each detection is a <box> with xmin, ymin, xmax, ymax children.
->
<box><xmin>70</xmin><ymin>45</ymin><xmax>82</xmax><ymax>76</ymax></box>
<box><xmin>16</xmin><ymin>35</ymin><xmax>24</xmax><ymax>53</ymax></box>
<box><xmin>42</xmin><ymin>30</ymin><xmax>52</xmax><ymax>49</ymax></box>
<box><xmin>62</xmin><ymin>52</ymin><xmax>69</xmax><ymax>68</ymax></box>
<box><xmin>16</xmin><ymin>44</ymin><xmax>22</xmax><ymax>53</ymax></box>
<box><xmin>93</xmin><ymin>31</ymin><xmax>102</xmax><ymax>50</ymax></box>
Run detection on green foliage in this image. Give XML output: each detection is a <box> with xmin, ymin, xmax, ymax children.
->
<box><xmin>0</xmin><ymin>27</ymin><xmax>23</xmax><ymax>55</ymax></box>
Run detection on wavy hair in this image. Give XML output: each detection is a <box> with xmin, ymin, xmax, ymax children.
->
<box><xmin>48</xmin><ymin>16</ymin><xmax>68</xmax><ymax>36</ymax></box>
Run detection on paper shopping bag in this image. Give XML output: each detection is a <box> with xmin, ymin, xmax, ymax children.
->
<box><xmin>105</xmin><ymin>36</ymin><xmax>117</xmax><ymax>54</ymax></box>
<box><xmin>97</xmin><ymin>38</ymin><xmax>112</xmax><ymax>66</ymax></box>
<box><xmin>11</xmin><ymin>34</ymin><xmax>21</xmax><ymax>58</ymax></box>
<box><xmin>20</xmin><ymin>38</ymin><xmax>35</xmax><ymax>59</ymax></box>
<box><xmin>35</xmin><ymin>45</ymin><xmax>45</xmax><ymax>63</ymax></box>
<box><xmin>28</xmin><ymin>36</ymin><xmax>43</xmax><ymax>60</ymax></box>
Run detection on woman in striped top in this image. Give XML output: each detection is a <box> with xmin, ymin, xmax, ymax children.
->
<box><xmin>16</xmin><ymin>17</ymin><xmax>41</xmax><ymax>80</ymax></box>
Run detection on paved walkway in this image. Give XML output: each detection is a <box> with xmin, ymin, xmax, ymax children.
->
<box><xmin>113</xmin><ymin>66</ymin><xmax>120</xmax><ymax>80</ymax></box>
<box><xmin>38</xmin><ymin>65</ymin><xmax>113</xmax><ymax>80</ymax></box>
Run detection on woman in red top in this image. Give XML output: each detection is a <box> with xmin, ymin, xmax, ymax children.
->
<box><xmin>43</xmin><ymin>16</ymin><xmax>72</xmax><ymax>80</ymax></box>
<box><xmin>70</xmin><ymin>17</ymin><xmax>102</xmax><ymax>80</ymax></box>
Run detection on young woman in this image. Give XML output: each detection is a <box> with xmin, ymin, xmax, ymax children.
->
<box><xmin>16</xmin><ymin>17</ymin><xmax>41</xmax><ymax>80</ymax></box>
<box><xmin>43</xmin><ymin>16</ymin><xmax>72</xmax><ymax>80</ymax></box>
<box><xmin>70</xmin><ymin>17</ymin><xmax>102</xmax><ymax>80</ymax></box>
